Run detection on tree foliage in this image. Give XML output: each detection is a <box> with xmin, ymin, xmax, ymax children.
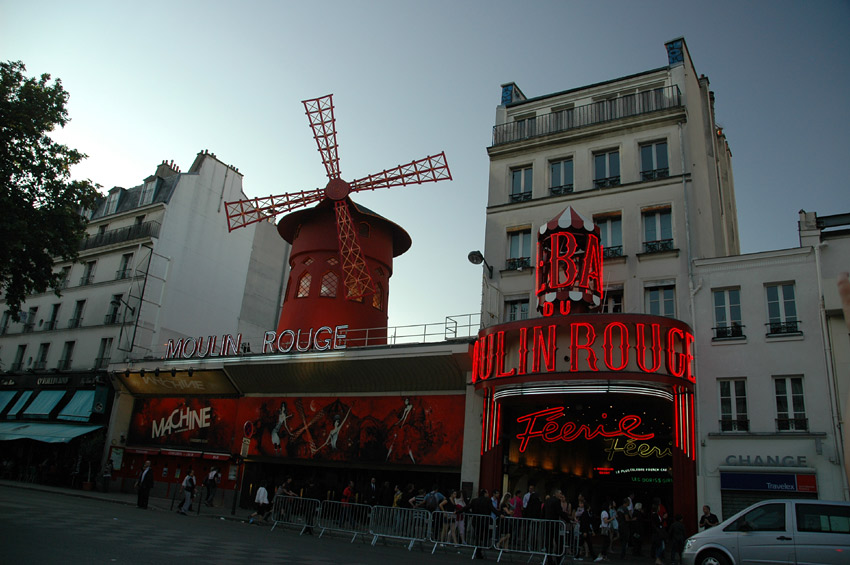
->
<box><xmin>0</xmin><ymin>61</ymin><xmax>100</xmax><ymax>320</ymax></box>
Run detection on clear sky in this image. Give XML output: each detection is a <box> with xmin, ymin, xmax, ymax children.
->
<box><xmin>3</xmin><ymin>0</ymin><xmax>849</xmax><ymax>329</ymax></box>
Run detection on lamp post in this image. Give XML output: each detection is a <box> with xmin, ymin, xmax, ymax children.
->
<box><xmin>467</xmin><ymin>250</ymin><xmax>493</xmax><ymax>278</ymax></box>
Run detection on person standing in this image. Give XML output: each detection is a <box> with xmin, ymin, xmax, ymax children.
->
<box><xmin>367</xmin><ymin>476</ymin><xmax>378</xmax><ymax>506</ymax></box>
<box><xmin>249</xmin><ymin>481</ymin><xmax>270</xmax><ymax>524</ymax></box>
<box><xmin>135</xmin><ymin>460</ymin><xmax>154</xmax><ymax>509</ymax></box>
<box><xmin>698</xmin><ymin>505</ymin><xmax>719</xmax><ymax>530</ymax></box>
<box><xmin>178</xmin><ymin>469</ymin><xmax>196</xmax><ymax>515</ymax></box>
<box><xmin>101</xmin><ymin>459</ymin><xmax>114</xmax><ymax>493</ymax></box>
<box><xmin>204</xmin><ymin>466</ymin><xmax>221</xmax><ymax>506</ymax></box>
<box><xmin>466</xmin><ymin>488</ymin><xmax>492</xmax><ymax>560</ymax></box>
<box><xmin>669</xmin><ymin>514</ymin><xmax>686</xmax><ymax>565</ymax></box>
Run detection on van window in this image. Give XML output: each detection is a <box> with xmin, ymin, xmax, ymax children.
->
<box><xmin>796</xmin><ymin>503</ymin><xmax>850</xmax><ymax>534</ymax></box>
<box><xmin>726</xmin><ymin>503</ymin><xmax>786</xmax><ymax>532</ymax></box>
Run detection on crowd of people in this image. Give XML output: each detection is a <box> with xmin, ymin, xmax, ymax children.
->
<box><xmin>240</xmin><ymin>475</ymin><xmax>714</xmax><ymax>564</ymax></box>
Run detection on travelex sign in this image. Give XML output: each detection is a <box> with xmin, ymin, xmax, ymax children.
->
<box><xmin>164</xmin><ymin>325</ymin><xmax>349</xmax><ymax>360</ymax></box>
<box><xmin>472</xmin><ymin>315</ymin><xmax>694</xmax><ymax>384</ymax></box>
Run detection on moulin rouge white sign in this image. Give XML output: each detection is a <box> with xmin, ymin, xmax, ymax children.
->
<box><xmin>164</xmin><ymin>325</ymin><xmax>349</xmax><ymax>360</ymax></box>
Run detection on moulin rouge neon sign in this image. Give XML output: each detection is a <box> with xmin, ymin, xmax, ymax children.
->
<box><xmin>515</xmin><ymin>407</ymin><xmax>654</xmax><ymax>453</ymax></box>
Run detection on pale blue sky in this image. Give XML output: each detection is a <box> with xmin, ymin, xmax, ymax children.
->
<box><xmin>3</xmin><ymin>0</ymin><xmax>848</xmax><ymax>328</ymax></box>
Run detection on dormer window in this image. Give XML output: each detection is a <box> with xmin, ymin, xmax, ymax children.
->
<box><xmin>105</xmin><ymin>190</ymin><xmax>120</xmax><ymax>215</ymax></box>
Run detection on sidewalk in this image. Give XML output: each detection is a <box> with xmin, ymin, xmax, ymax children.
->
<box><xmin>0</xmin><ymin>479</ymin><xmax>251</xmax><ymax>522</ymax></box>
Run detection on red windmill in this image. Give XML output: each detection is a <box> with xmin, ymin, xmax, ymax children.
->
<box><xmin>225</xmin><ymin>94</ymin><xmax>452</xmax><ymax>345</ymax></box>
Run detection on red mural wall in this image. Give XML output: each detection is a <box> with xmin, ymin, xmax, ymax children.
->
<box><xmin>128</xmin><ymin>395</ymin><xmax>465</xmax><ymax>467</ymax></box>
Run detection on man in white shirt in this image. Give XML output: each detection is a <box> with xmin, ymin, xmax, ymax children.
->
<box><xmin>178</xmin><ymin>469</ymin><xmax>195</xmax><ymax>515</ymax></box>
<box><xmin>249</xmin><ymin>482</ymin><xmax>270</xmax><ymax>524</ymax></box>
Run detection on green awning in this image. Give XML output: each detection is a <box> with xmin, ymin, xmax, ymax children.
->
<box><xmin>0</xmin><ymin>390</ymin><xmax>16</xmax><ymax>414</ymax></box>
<box><xmin>23</xmin><ymin>390</ymin><xmax>66</xmax><ymax>419</ymax></box>
<box><xmin>58</xmin><ymin>390</ymin><xmax>95</xmax><ymax>422</ymax></box>
<box><xmin>6</xmin><ymin>391</ymin><xmax>33</xmax><ymax>419</ymax></box>
<box><xmin>0</xmin><ymin>422</ymin><xmax>102</xmax><ymax>443</ymax></box>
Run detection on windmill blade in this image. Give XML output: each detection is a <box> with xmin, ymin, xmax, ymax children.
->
<box><xmin>334</xmin><ymin>200</ymin><xmax>375</xmax><ymax>300</ymax></box>
<box><xmin>224</xmin><ymin>189</ymin><xmax>324</xmax><ymax>231</ymax></box>
<box><xmin>303</xmin><ymin>95</ymin><xmax>341</xmax><ymax>181</ymax></box>
<box><xmin>349</xmin><ymin>152</ymin><xmax>451</xmax><ymax>193</ymax></box>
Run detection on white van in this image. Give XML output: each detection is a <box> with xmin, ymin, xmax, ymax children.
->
<box><xmin>682</xmin><ymin>499</ymin><xmax>850</xmax><ymax>565</ymax></box>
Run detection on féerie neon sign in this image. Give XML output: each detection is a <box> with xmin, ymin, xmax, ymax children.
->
<box><xmin>515</xmin><ymin>407</ymin><xmax>653</xmax><ymax>453</ymax></box>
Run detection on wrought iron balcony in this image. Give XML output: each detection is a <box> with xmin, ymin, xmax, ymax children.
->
<box><xmin>11</xmin><ymin>362</ymin><xmax>23</xmax><ymax>372</ymax></box>
<box><xmin>43</xmin><ymin>319</ymin><xmax>58</xmax><ymax>331</ymax></box>
<box><xmin>603</xmin><ymin>246</ymin><xmax>623</xmax><ymax>259</ymax></box>
<box><xmin>115</xmin><ymin>269</ymin><xmax>133</xmax><ymax>280</ymax></box>
<box><xmin>641</xmin><ymin>168</ymin><xmax>669</xmax><ymax>181</ymax></box>
<box><xmin>593</xmin><ymin>176</ymin><xmax>620</xmax><ymax>189</ymax></box>
<box><xmin>95</xmin><ymin>357</ymin><xmax>110</xmax><ymax>369</ymax></box>
<box><xmin>22</xmin><ymin>323</ymin><xmax>34</xmax><ymax>334</ymax></box>
<box><xmin>56</xmin><ymin>359</ymin><xmax>72</xmax><ymax>371</ymax></box>
<box><xmin>713</xmin><ymin>324</ymin><xmax>745</xmax><ymax>339</ymax></box>
<box><xmin>33</xmin><ymin>361</ymin><xmax>47</xmax><ymax>370</ymax></box>
<box><xmin>79</xmin><ymin>275</ymin><xmax>94</xmax><ymax>286</ymax></box>
<box><xmin>776</xmin><ymin>417</ymin><xmax>808</xmax><ymax>431</ymax></box>
<box><xmin>719</xmin><ymin>418</ymin><xmax>749</xmax><ymax>432</ymax></box>
<box><xmin>643</xmin><ymin>239</ymin><xmax>675</xmax><ymax>254</ymax></box>
<box><xmin>79</xmin><ymin>220</ymin><xmax>161</xmax><ymax>251</ymax></box>
<box><xmin>492</xmin><ymin>85</ymin><xmax>683</xmax><ymax>146</ymax></box>
<box><xmin>68</xmin><ymin>317</ymin><xmax>83</xmax><ymax>329</ymax></box>
<box><xmin>550</xmin><ymin>184</ymin><xmax>573</xmax><ymax>196</ymax></box>
<box><xmin>104</xmin><ymin>313</ymin><xmax>120</xmax><ymax>325</ymax></box>
<box><xmin>509</xmin><ymin>191</ymin><xmax>532</xmax><ymax>203</ymax></box>
<box><xmin>505</xmin><ymin>257</ymin><xmax>532</xmax><ymax>271</ymax></box>
<box><xmin>766</xmin><ymin>320</ymin><xmax>801</xmax><ymax>335</ymax></box>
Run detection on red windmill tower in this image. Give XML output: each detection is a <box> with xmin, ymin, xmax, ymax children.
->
<box><xmin>225</xmin><ymin>94</ymin><xmax>452</xmax><ymax>347</ymax></box>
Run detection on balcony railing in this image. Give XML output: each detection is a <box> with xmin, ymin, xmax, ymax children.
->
<box><xmin>56</xmin><ymin>359</ymin><xmax>72</xmax><ymax>371</ymax></box>
<box><xmin>79</xmin><ymin>220</ymin><xmax>161</xmax><ymax>251</ymax></box>
<box><xmin>593</xmin><ymin>176</ymin><xmax>621</xmax><ymax>189</ymax></box>
<box><xmin>115</xmin><ymin>268</ymin><xmax>133</xmax><ymax>280</ymax></box>
<box><xmin>713</xmin><ymin>324</ymin><xmax>745</xmax><ymax>340</ymax></box>
<box><xmin>509</xmin><ymin>191</ymin><xmax>532</xmax><ymax>203</ymax></box>
<box><xmin>603</xmin><ymin>246</ymin><xmax>624</xmax><ymax>259</ymax></box>
<box><xmin>104</xmin><ymin>313</ymin><xmax>120</xmax><ymax>325</ymax></box>
<box><xmin>719</xmin><ymin>418</ymin><xmax>750</xmax><ymax>432</ymax></box>
<box><xmin>766</xmin><ymin>320</ymin><xmax>801</xmax><ymax>335</ymax></box>
<box><xmin>776</xmin><ymin>417</ymin><xmax>808</xmax><ymax>431</ymax></box>
<box><xmin>22</xmin><ymin>323</ymin><xmax>34</xmax><ymax>333</ymax></box>
<box><xmin>643</xmin><ymin>239</ymin><xmax>675</xmax><ymax>254</ymax></box>
<box><xmin>11</xmin><ymin>362</ymin><xmax>23</xmax><ymax>372</ymax></box>
<box><xmin>550</xmin><ymin>184</ymin><xmax>573</xmax><ymax>196</ymax></box>
<box><xmin>80</xmin><ymin>275</ymin><xmax>94</xmax><ymax>286</ymax></box>
<box><xmin>33</xmin><ymin>361</ymin><xmax>47</xmax><ymax>370</ymax></box>
<box><xmin>505</xmin><ymin>257</ymin><xmax>532</xmax><ymax>271</ymax></box>
<box><xmin>493</xmin><ymin>85</ymin><xmax>683</xmax><ymax>146</ymax></box>
<box><xmin>68</xmin><ymin>317</ymin><xmax>83</xmax><ymax>329</ymax></box>
<box><xmin>95</xmin><ymin>357</ymin><xmax>110</xmax><ymax>369</ymax></box>
<box><xmin>641</xmin><ymin>168</ymin><xmax>669</xmax><ymax>181</ymax></box>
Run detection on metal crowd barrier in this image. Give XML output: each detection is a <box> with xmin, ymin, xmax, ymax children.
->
<box><xmin>315</xmin><ymin>499</ymin><xmax>372</xmax><ymax>542</ymax></box>
<box><xmin>493</xmin><ymin>516</ymin><xmax>568</xmax><ymax>563</ymax></box>
<box><xmin>270</xmin><ymin>495</ymin><xmax>321</xmax><ymax>534</ymax></box>
<box><xmin>460</xmin><ymin>513</ymin><xmax>497</xmax><ymax>560</ymax></box>
<box><xmin>369</xmin><ymin>505</ymin><xmax>432</xmax><ymax>551</ymax></box>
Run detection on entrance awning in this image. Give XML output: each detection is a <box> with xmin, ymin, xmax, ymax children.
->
<box><xmin>23</xmin><ymin>390</ymin><xmax>66</xmax><ymax>419</ymax></box>
<box><xmin>0</xmin><ymin>390</ymin><xmax>17</xmax><ymax>414</ymax></box>
<box><xmin>5</xmin><ymin>391</ymin><xmax>33</xmax><ymax>419</ymax></box>
<box><xmin>0</xmin><ymin>422</ymin><xmax>102</xmax><ymax>443</ymax></box>
<box><xmin>58</xmin><ymin>390</ymin><xmax>95</xmax><ymax>422</ymax></box>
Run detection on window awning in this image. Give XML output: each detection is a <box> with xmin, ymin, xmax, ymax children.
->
<box><xmin>6</xmin><ymin>391</ymin><xmax>33</xmax><ymax>419</ymax></box>
<box><xmin>0</xmin><ymin>391</ymin><xmax>17</xmax><ymax>414</ymax></box>
<box><xmin>22</xmin><ymin>390</ymin><xmax>66</xmax><ymax>419</ymax></box>
<box><xmin>0</xmin><ymin>422</ymin><xmax>102</xmax><ymax>443</ymax></box>
<box><xmin>58</xmin><ymin>390</ymin><xmax>95</xmax><ymax>422</ymax></box>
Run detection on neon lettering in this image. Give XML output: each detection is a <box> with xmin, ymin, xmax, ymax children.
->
<box><xmin>495</xmin><ymin>331</ymin><xmax>516</xmax><ymax>378</ymax></box>
<box><xmin>550</xmin><ymin>232</ymin><xmax>578</xmax><ymax>289</ymax></box>
<box><xmin>531</xmin><ymin>325</ymin><xmax>557</xmax><ymax>373</ymax></box>
<box><xmin>570</xmin><ymin>322</ymin><xmax>598</xmax><ymax>371</ymax></box>
<box><xmin>636</xmin><ymin>323</ymin><xmax>662</xmax><ymax>373</ymax></box>
<box><xmin>603</xmin><ymin>321</ymin><xmax>629</xmax><ymax>371</ymax></box>
<box><xmin>515</xmin><ymin>408</ymin><xmax>655</xmax><ymax>453</ymax></box>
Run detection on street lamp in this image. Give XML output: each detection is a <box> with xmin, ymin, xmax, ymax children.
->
<box><xmin>467</xmin><ymin>250</ymin><xmax>493</xmax><ymax>278</ymax></box>
<box><xmin>110</xmin><ymin>296</ymin><xmax>135</xmax><ymax>315</ymax></box>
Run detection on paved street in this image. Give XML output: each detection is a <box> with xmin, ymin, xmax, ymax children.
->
<box><xmin>0</xmin><ymin>485</ymin><xmax>477</xmax><ymax>564</ymax></box>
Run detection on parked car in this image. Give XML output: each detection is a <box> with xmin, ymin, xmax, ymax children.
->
<box><xmin>682</xmin><ymin>499</ymin><xmax>850</xmax><ymax>565</ymax></box>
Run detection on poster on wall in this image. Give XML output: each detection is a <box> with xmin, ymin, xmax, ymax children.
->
<box><xmin>127</xmin><ymin>398</ymin><xmax>238</xmax><ymax>452</ymax></box>
<box><xmin>235</xmin><ymin>395</ymin><xmax>465</xmax><ymax>467</ymax></box>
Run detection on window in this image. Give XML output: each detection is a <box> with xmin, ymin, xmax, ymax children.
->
<box><xmin>0</xmin><ymin>311</ymin><xmax>9</xmax><ymax>335</ymax></box>
<box><xmin>80</xmin><ymin>261</ymin><xmax>96</xmax><ymax>286</ymax></box>
<box><xmin>510</xmin><ymin>166</ymin><xmax>533</xmax><ymax>202</ymax></box>
<box><xmin>134</xmin><ymin>215</ymin><xmax>145</xmax><ymax>226</ymax></box>
<box><xmin>96</xmin><ymin>338</ymin><xmax>113</xmax><ymax>369</ymax></box>
<box><xmin>595</xmin><ymin>213</ymin><xmax>623</xmax><ymax>258</ymax></box>
<box><xmin>58</xmin><ymin>341</ymin><xmax>75</xmax><ymax>371</ymax></box>
<box><xmin>505</xmin><ymin>299</ymin><xmax>529</xmax><ymax>322</ymax></box>
<box><xmin>372</xmin><ymin>284</ymin><xmax>383</xmax><ymax>310</ymax></box>
<box><xmin>139</xmin><ymin>179</ymin><xmax>158</xmax><ymax>205</ymax></box>
<box><xmin>514</xmin><ymin>116</ymin><xmax>536</xmax><ymax>139</ymax></box>
<box><xmin>640</xmin><ymin>141</ymin><xmax>669</xmax><ymax>180</ymax></box>
<box><xmin>319</xmin><ymin>272</ymin><xmax>338</xmax><ymax>298</ymax></box>
<box><xmin>549</xmin><ymin>159</ymin><xmax>573</xmax><ymax>195</ymax></box>
<box><xmin>713</xmin><ymin>288</ymin><xmax>743</xmax><ymax>339</ymax></box>
<box><xmin>727</xmin><ymin>503</ymin><xmax>786</xmax><ymax>532</ymax></box>
<box><xmin>117</xmin><ymin>253</ymin><xmax>133</xmax><ymax>280</ymax></box>
<box><xmin>507</xmin><ymin>228</ymin><xmax>532</xmax><ymax>270</ymax></box>
<box><xmin>601</xmin><ymin>285</ymin><xmax>624</xmax><ymax>313</ymax></box>
<box><xmin>766</xmin><ymin>283</ymin><xmax>799</xmax><ymax>334</ymax></box>
<box><xmin>12</xmin><ymin>344</ymin><xmax>26</xmax><ymax>371</ymax></box>
<box><xmin>719</xmin><ymin>379</ymin><xmax>749</xmax><ymax>431</ymax></box>
<box><xmin>296</xmin><ymin>273</ymin><xmax>312</xmax><ymax>298</ymax></box>
<box><xmin>593</xmin><ymin>150</ymin><xmax>620</xmax><ymax>188</ymax></box>
<box><xmin>645</xmin><ymin>284</ymin><xmax>675</xmax><ymax>317</ymax></box>
<box><xmin>23</xmin><ymin>307</ymin><xmax>37</xmax><ymax>333</ymax></box>
<box><xmin>327</xmin><ymin>257</ymin><xmax>339</xmax><ymax>266</ymax></box>
<box><xmin>97</xmin><ymin>224</ymin><xmax>108</xmax><ymax>236</ymax></box>
<box><xmin>105</xmin><ymin>295</ymin><xmax>122</xmax><ymax>325</ymax></box>
<box><xmin>104</xmin><ymin>190</ymin><xmax>120</xmax><ymax>215</ymax></box>
<box><xmin>58</xmin><ymin>266</ymin><xmax>71</xmax><ymax>289</ymax></box>
<box><xmin>775</xmin><ymin>376</ymin><xmax>807</xmax><ymax>431</ymax></box>
<box><xmin>796</xmin><ymin>503</ymin><xmax>850</xmax><ymax>534</ymax></box>
<box><xmin>642</xmin><ymin>207</ymin><xmax>673</xmax><ymax>253</ymax></box>
<box><xmin>69</xmin><ymin>300</ymin><xmax>85</xmax><ymax>328</ymax></box>
<box><xmin>35</xmin><ymin>344</ymin><xmax>50</xmax><ymax>370</ymax></box>
<box><xmin>46</xmin><ymin>304</ymin><xmax>60</xmax><ymax>331</ymax></box>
